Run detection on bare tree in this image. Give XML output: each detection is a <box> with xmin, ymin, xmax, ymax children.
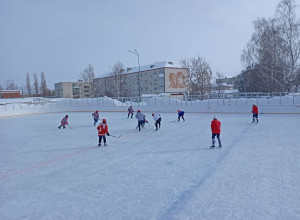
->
<box><xmin>40</xmin><ymin>72</ymin><xmax>48</xmax><ymax>96</ymax></box>
<box><xmin>241</xmin><ymin>0</ymin><xmax>300</xmax><ymax>92</ymax></box>
<box><xmin>180</xmin><ymin>55</ymin><xmax>212</xmax><ymax>96</ymax></box>
<box><xmin>110</xmin><ymin>61</ymin><xmax>126</xmax><ymax>97</ymax></box>
<box><xmin>5</xmin><ymin>80</ymin><xmax>19</xmax><ymax>90</ymax></box>
<box><xmin>26</xmin><ymin>73</ymin><xmax>32</xmax><ymax>96</ymax></box>
<box><xmin>215</xmin><ymin>72</ymin><xmax>225</xmax><ymax>94</ymax></box>
<box><xmin>33</xmin><ymin>73</ymin><xmax>39</xmax><ymax>95</ymax></box>
<box><xmin>0</xmin><ymin>84</ymin><xmax>3</xmax><ymax>90</ymax></box>
<box><xmin>275</xmin><ymin>0</ymin><xmax>300</xmax><ymax>91</ymax></box>
<box><xmin>79</xmin><ymin>64</ymin><xmax>95</xmax><ymax>82</ymax></box>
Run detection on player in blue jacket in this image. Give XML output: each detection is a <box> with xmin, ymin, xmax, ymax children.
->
<box><xmin>178</xmin><ymin>110</ymin><xmax>185</xmax><ymax>122</ymax></box>
<box><xmin>92</xmin><ymin>110</ymin><xmax>100</xmax><ymax>126</ymax></box>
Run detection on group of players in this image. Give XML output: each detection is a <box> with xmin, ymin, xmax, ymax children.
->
<box><xmin>57</xmin><ymin>104</ymin><xmax>259</xmax><ymax>148</ymax></box>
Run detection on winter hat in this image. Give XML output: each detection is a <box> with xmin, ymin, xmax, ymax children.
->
<box><xmin>213</xmin><ymin>115</ymin><xmax>217</xmax><ymax>119</ymax></box>
<box><xmin>137</xmin><ymin>110</ymin><xmax>140</xmax><ymax>112</ymax></box>
<box><xmin>65</xmin><ymin>115</ymin><xmax>69</xmax><ymax>118</ymax></box>
<box><xmin>152</xmin><ymin>113</ymin><xmax>154</xmax><ymax>116</ymax></box>
<box><xmin>178</xmin><ymin>110</ymin><xmax>180</xmax><ymax>112</ymax></box>
<box><xmin>102</xmin><ymin>119</ymin><xmax>106</xmax><ymax>123</ymax></box>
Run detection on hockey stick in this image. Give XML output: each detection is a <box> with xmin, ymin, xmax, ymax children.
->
<box><xmin>68</xmin><ymin>124</ymin><xmax>73</xmax><ymax>130</ymax></box>
<box><xmin>147</xmin><ymin>123</ymin><xmax>155</xmax><ymax>128</ymax></box>
<box><xmin>110</xmin><ymin>134</ymin><xmax>121</xmax><ymax>138</ymax></box>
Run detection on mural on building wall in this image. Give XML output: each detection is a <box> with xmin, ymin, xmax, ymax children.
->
<box><xmin>165</xmin><ymin>69</ymin><xmax>188</xmax><ymax>92</ymax></box>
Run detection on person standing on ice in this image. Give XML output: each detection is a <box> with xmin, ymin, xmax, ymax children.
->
<box><xmin>178</xmin><ymin>110</ymin><xmax>185</xmax><ymax>122</ymax></box>
<box><xmin>97</xmin><ymin>118</ymin><xmax>110</xmax><ymax>147</ymax></box>
<box><xmin>141</xmin><ymin>115</ymin><xmax>148</xmax><ymax>129</ymax></box>
<box><xmin>92</xmin><ymin>110</ymin><xmax>100</xmax><ymax>126</ymax></box>
<box><xmin>252</xmin><ymin>104</ymin><xmax>259</xmax><ymax>123</ymax></box>
<box><xmin>58</xmin><ymin>115</ymin><xmax>69</xmax><ymax>129</ymax></box>
<box><xmin>152</xmin><ymin>113</ymin><xmax>161</xmax><ymax>130</ymax></box>
<box><xmin>211</xmin><ymin>116</ymin><xmax>222</xmax><ymax>148</ymax></box>
<box><xmin>135</xmin><ymin>110</ymin><xmax>145</xmax><ymax>131</ymax></box>
<box><xmin>127</xmin><ymin>106</ymin><xmax>134</xmax><ymax>118</ymax></box>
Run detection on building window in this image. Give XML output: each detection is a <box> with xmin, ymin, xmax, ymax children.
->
<box><xmin>154</xmin><ymin>87</ymin><xmax>157</xmax><ymax>90</ymax></box>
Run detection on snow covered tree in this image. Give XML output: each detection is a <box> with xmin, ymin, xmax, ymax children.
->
<box><xmin>180</xmin><ymin>55</ymin><xmax>212</xmax><ymax>96</ymax></box>
<box><xmin>26</xmin><ymin>73</ymin><xmax>32</xmax><ymax>95</ymax></box>
<box><xmin>5</xmin><ymin>80</ymin><xmax>19</xmax><ymax>90</ymax></box>
<box><xmin>33</xmin><ymin>73</ymin><xmax>39</xmax><ymax>95</ymax></box>
<box><xmin>79</xmin><ymin>65</ymin><xmax>95</xmax><ymax>82</ymax></box>
<box><xmin>40</xmin><ymin>72</ymin><xmax>48</xmax><ymax>96</ymax></box>
<box><xmin>241</xmin><ymin>0</ymin><xmax>300</xmax><ymax>92</ymax></box>
<box><xmin>110</xmin><ymin>61</ymin><xmax>126</xmax><ymax>97</ymax></box>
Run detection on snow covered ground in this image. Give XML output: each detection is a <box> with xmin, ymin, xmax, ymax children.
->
<box><xmin>1</xmin><ymin>109</ymin><xmax>300</xmax><ymax>219</ymax></box>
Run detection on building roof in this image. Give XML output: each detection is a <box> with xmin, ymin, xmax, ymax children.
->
<box><xmin>96</xmin><ymin>61</ymin><xmax>185</xmax><ymax>79</ymax></box>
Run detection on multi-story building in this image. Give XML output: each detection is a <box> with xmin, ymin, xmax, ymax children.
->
<box><xmin>54</xmin><ymin>81</ymin><xmax>93</xmax><ymax>98</ymax></box>
<box><xmin>93</xmin><ymin>61</ymin><xmax>189</xmax><ymax>97</ymax></box>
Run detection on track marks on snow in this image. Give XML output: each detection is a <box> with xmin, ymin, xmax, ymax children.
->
<box><xmin>158</xmin><ymin>123</ymin><xmax>253</xmax><ymax>220</ymax></box>
<box><xmin>0</xmin><ymin>146</ymin><xmax>97</xmax><ymax>179</ymax></box>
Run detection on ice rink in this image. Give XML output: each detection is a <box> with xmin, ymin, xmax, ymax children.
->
<box><xmin>1</xmin><ymin>111</ymin><xmax>300</xmax><ymax>220</ymax></box>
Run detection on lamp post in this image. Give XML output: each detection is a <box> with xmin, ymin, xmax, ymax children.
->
<box><xmin>128</xmin><ymin>49</ymin><xmax>141</xmax><ymax>101</ymax></box>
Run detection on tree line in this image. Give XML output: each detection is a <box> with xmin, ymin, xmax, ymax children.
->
<box><xmin>0</xmin><ymin>72</ymin><xmax>54</xmax><ymax>97</ymax></box>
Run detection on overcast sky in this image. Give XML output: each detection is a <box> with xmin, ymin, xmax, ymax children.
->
<box><xmin>1</xmin><ymin>0</ymin><xmax>299</xmax><ymax>89</ymax></box>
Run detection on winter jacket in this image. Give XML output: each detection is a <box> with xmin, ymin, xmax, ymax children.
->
<box><xmin>97</xmin><ymin>123</ymin><xmax>109</xmax><ymax>136</ymax></box>
<box><xmin>92</xmin><ymin>112</ymin><xmax>99</xmax><ymax>119</ymax></box>
<box><xmin>61</xmin><ymin>117</ymin><xmax>68</xmax><ymax>125</ymax></box>
<box><xmin>252</xmin><ymin>105</ymin><xmax>258</xmax><ymax>114</ymax></box>
<box><xmin>152</xmin><ymin>113</ymin><xmax>161</xmax><ymax>121</ymax></box>
<box><xmin>211</xmin><ymin>119</ymin><xmax>221</xmax><ymax>134</ymax></box>
<box><xmin>135</xmin><ymin>112</ymin><xmax>145</xmax><ymax>121</ymax></box>
<box><xmin>128</xmin><ymin>107</ymin><xmax>134</xmax><ymax>113</ymax></box>
<box><xmin>178</xmin><ymin>111</ymin><xmax>184</xmax><ymax>117</ymax></box>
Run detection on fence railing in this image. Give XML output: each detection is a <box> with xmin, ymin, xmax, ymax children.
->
<box><xmin>0</xmin><ymin>92</ymin><xmax>299</xmax><ymax>111</ymax></box>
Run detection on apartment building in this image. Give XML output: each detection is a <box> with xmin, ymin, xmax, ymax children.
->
<box><xmin>54</xmin><ymin>81</ymin><xmax>93</xmax><ymax>98</ymax></box>
<box><xmin>93</xmin><ymin>61</ymin><xmax>189</xmax><ymax>97</ymax></box>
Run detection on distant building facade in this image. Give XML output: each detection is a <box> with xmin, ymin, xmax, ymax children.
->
<box><xmin>0</xmin><ymin>90</ymin><xmax>21</xmax><ymax>98</ymax></box>
<box><xmin>54</xmin><ymin>81</ymin><xmax>93</xmax><ymax>98</ymax></box>
<box><xmin>93</xmin><ymin>61</ymin><xmax>189</xmax><ymax>97</ymax></box>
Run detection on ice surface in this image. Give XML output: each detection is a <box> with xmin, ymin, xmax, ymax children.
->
<box><xmin>0</xmin><ymin>109</ymin><xmax>300</xmax><ymax>219</ymax></box>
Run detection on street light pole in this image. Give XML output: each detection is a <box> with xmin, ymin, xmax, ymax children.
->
<box><xmin>128</xmin><ymin>49</ymin><xmax>141</xmax><ymax>101</ymax></box>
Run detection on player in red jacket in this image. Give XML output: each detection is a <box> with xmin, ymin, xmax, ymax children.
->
<box><xmin>211</xmin><ymin>116</ymin><xmax>222</xmax><ymax>148</ymax></box>
<box><xmin>252</xmin><ymin>104</ymin><xmax>259</xmax><ymax>123</ymax></box>
<box><xmin>97</xmin><ymin>119</ymin><xmax>110</xmax><ymax>147</ymax></box>
<box><xmin>58</xmin><ymin>115</ymin><xmax>69</xmax><ymax>129</ymax></box>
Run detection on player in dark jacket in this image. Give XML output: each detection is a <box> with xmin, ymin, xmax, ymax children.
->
<box><xmin>178</xmin><ymin>110</ymin><xmax>185</xmax><ymax>122</ymax></box>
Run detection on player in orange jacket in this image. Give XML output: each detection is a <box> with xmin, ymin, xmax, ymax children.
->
<box><xmin>211</xmin><ymin>116</ymin><xmax>222</xmax><ymax>148</ymax></box>
<box><xmin>252</xmin><ymin>104</ymin><xmax>259</xmax><ymax>123</ymax></box>
<box><xmin>97</xmin><ymin>119</ymin><xmax>110</xmax><ymax>147</ymax></box>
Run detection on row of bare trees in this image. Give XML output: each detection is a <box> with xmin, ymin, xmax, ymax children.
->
<box><xmin>24</xmin><ymin>72</ymin><xmax>51</xmax><ymax>96</ymax></box>
<box><xmin>240</xmin><ymin>0</ymin><xmax>300</xmax><ymax>92</ymax></box>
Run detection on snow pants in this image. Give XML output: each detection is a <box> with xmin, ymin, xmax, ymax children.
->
<box><xmin>98</xmin><ymin>136</ymin><xmax>107</xmax><ymax>144</ymax></box>
<box><xmin>155</xmin><ymin>118</ymin><xmax>161</xmax><ymax>130</ymax></box>
<box><xmin>212</xmin><ymin>133</ymin><xmax>221</xmax><ymax>146</ymax></box>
